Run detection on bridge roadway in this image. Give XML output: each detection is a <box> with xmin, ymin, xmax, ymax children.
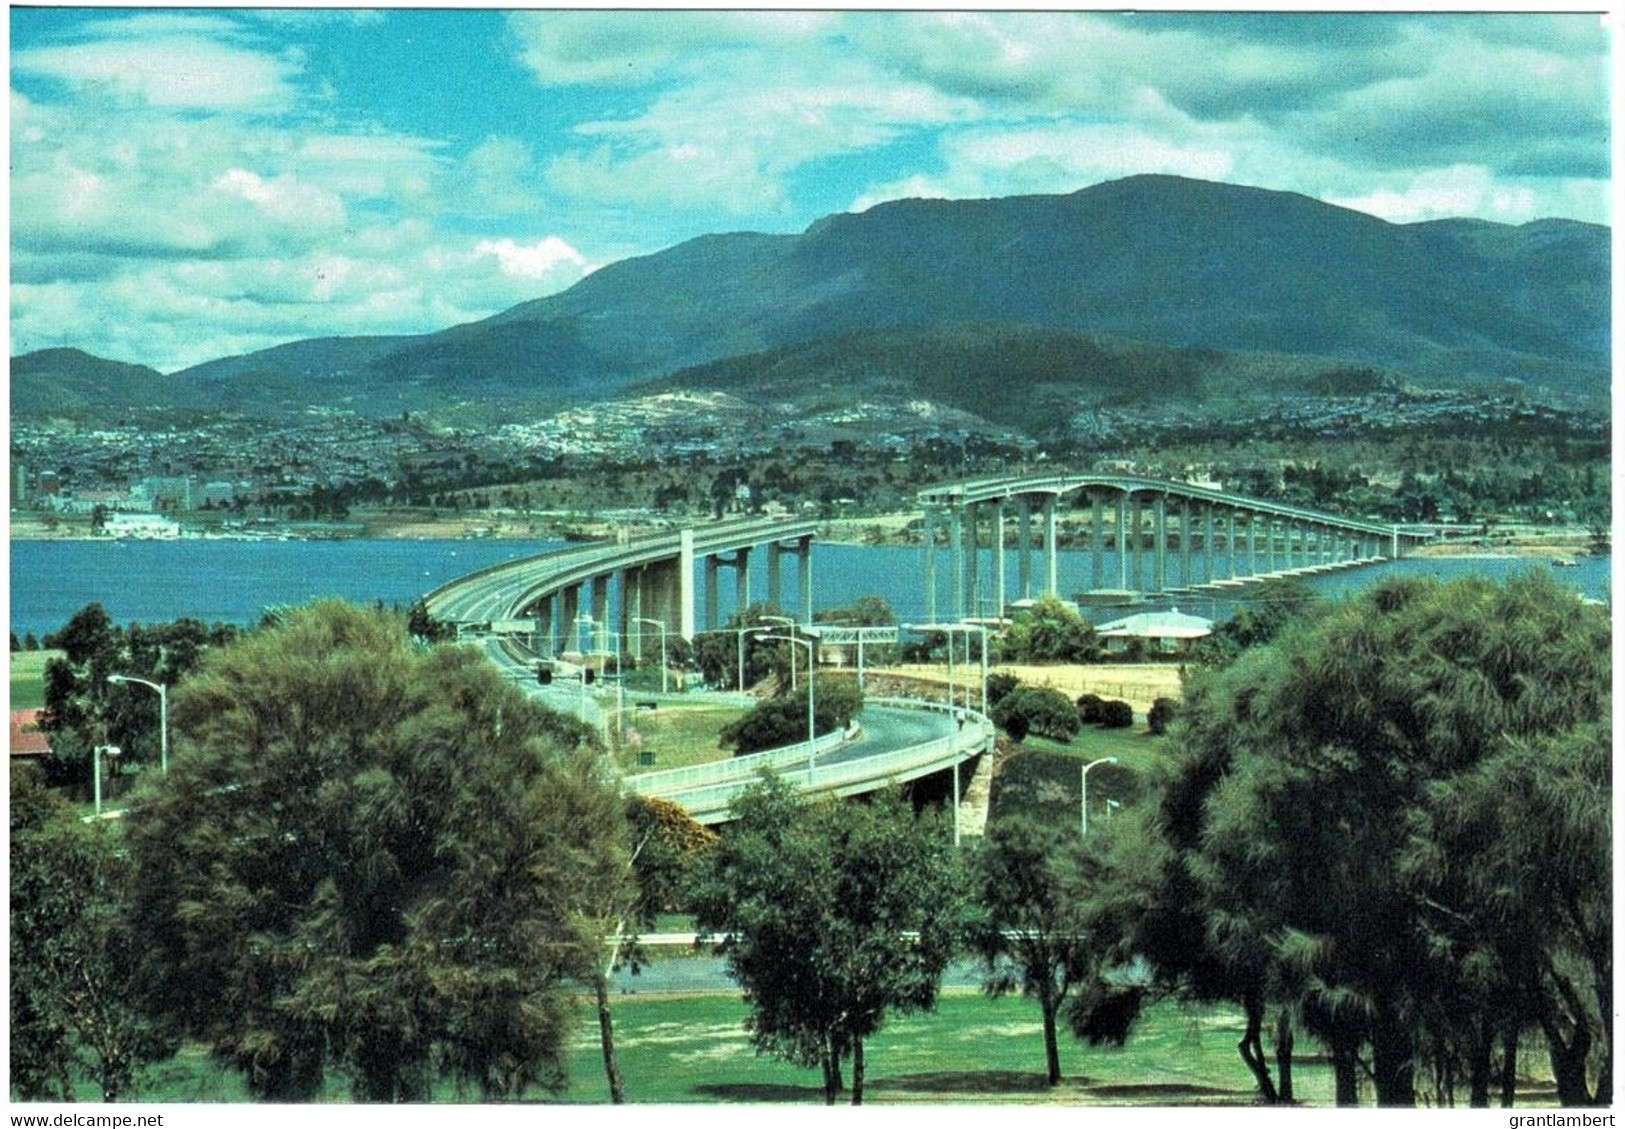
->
<box><xmin>424</xmin><ymin>515</ymin><xmax>819</xmax><ymax>655</ymax></box>
<box><xmin>480</xmin><ymin>634</ymin><xmax>991</xmax><ymax>825</ymax></box>
<box><xmin>916</xmin><ymin>471</ymin><xmax>1431</xmax><ymax>621</ymax></box>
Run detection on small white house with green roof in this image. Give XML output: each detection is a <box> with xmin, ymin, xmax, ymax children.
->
<box><xmin>1095</xmin><ymin>607</ymin><xmax>1213</xmax><ymax>655</ymax></box>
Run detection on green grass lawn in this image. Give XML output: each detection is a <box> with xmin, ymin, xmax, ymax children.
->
<box><xmin>556</xmin><ymin>991</ymin><xmax>1339</xmax><ymax>1105</ymax></box>
<box><xmin>37</xmin><ymin>977</ymin><xmax>1563</xmax><ymax>1106</ymax></box>
<box><xmin>613</xmin><ymin>700</ymin><xmax>747</xmax><ymax>773</ymax></box>
<box><xmin>9</xmin><ymin>649</ymin><xmax>63</xmax><ymax>710</ymax></box>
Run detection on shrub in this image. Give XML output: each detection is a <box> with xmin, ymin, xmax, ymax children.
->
<box><xmin>1147</xmin><ymin>697</ymin><xmax>1179</xmax><ymax>735</ymax></box>
<box><xmin>1076</xmin><ymin>693</ymin><xmax>1107</xmax><ymax>725</ymax></box>
<box><xmin>1099</xmin><ymin>699</ymin><xmax>1135</xmax><ymax>729</ymax></box>
<box><xmin>985</xmin><ymin>672</ymin><xmax>1022</xmax><ymax>711</ymax></box>
<box><xmin>994</xmin><ymin>686</ymin><xmax>1082</xmax><ymax>743</ymax></box>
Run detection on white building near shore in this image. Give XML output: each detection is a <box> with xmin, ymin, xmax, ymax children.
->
<box><xmin>103</xmin><ymin>512</ymin><xmax>181</xmax><ymax>539</ymax></box>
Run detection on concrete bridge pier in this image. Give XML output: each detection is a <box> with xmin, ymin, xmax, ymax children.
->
<box><xmin>1044</xmin><ymin>498</ymin><xmax>1059</xmax><ymax>599</ymax></box>
<box><xmin>767</xmin><ymin>534</ymin><xmax>814</xmax><ymax>623</ymax></box>
<box><xmin>1153</xmin><ymin>493</ymin><xmax>1168</xmax><ymax>592</ymax></box>
<box><xmin>619</xmin><ymin>566</ymin><xmax>642</xmax><ymax>660</ymax></box>
<box><xmin>703</xmin><ymin>547</ymin><xmax>752</xmax><ymax>631</ymax></box>
<box><xmin>1089</xmin><ymin>491</ymin><xmax>1105</xmax><ymax>591</ymax></box>
<box><xmin>1018</xmin><ymin>499</ymin><xmax>1034</xmax><ymax>601</ymax></box>
<box><xmin>922</xmin><ymin>505</ymin><xmax>938</xmax><ymax>624</ymax></box>
<box><xmin>592</xmin><ymin>577</ymin><xmax>610</xmax><ymax>654</ymax></box>
<box><xmin>993</xmin><ymin>502</ymin><xmax>1007</xmax><ymax>622</ymax></box>
<box><xmin>1202</xmin><ymin>506</ymin><xmax>1216</xmax><ymax>584</ymax></box>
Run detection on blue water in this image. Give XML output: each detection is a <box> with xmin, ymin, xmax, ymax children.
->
<box><xmin>6</xmin><ymin>536</ymin><xmax>1610</xmax><ymax>639</ymax></box>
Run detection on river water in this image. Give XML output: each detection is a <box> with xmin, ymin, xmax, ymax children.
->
<box><xmin>7</xmin><ymin>535</ymin><xmax>1610</xmax><ymax>640</ymax></box>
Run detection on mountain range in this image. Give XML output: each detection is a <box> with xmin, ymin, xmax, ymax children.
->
<box><xmin>12</xmin><ymin>176</ymin><xmax>1610</xmax><ymax>424</ymax></box>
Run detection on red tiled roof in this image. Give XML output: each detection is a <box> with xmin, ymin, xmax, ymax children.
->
<box><xmin>10</xmin><ymin>710</ymin><xmax>52</xmax><ymax>757</ymax></box>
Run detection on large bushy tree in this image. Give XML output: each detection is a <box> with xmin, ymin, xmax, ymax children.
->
<box><xmin>1133</xmin><ymin>571</ymin><xmax>1610</xmax><ymax>1106</ymax></box>
<box><xmin>11</xmin><ymin>768</ymin><xmax>173</xmax><ymax>1101</ymax></box>
<box><xmin>969</xmin><ymin>816</ymin><xmax>1095</xmax><ymax>1083</ymax></box>
<box><xmin>124</xmin><ymin>601</ymin><xmax>627</xmax><ymax>1101</ymax></box>
<box><xmin>40</xmin><ymin>603</ymin><xmax>239</xmax><ymax>785</ymax></box>
<box><xmin>692</xmin><ymin>775</ymin><xmax>964</xmax><ymax>1104</ymax></box>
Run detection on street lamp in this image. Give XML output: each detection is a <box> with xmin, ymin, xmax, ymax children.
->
<box><xmin>93</xmin><ymin>744</ymin><xmax>120</xmax><ymax>817</ymax></box>
<box><xmin>107</xmin><ymin>673</ymin><xmax>168</xmax><ymax>773</ymax></box>
<box><xmin>634</xmin><ymin>617</ymin><xmax>670</xmax><ymax>693</ymax></box>
<box><xmin>1080</xmin><ymin>756</ymin><xmax>1118</xmax><ymax>837</ymax></box>
<box><xmin>756</xmin><ymin>634</ymin><xmax>816</xmax><ymax>781</ymax></box>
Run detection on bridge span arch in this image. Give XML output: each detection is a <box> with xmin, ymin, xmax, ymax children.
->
<box><xmin>423</xmin><ymin>516</ymin><xmax>819</xmax><ymax>656</ymax></box>
<box><xmin>917</xmin><ymin>473</ymin><xmax>1431</xmax><ymax>622</ymax></box>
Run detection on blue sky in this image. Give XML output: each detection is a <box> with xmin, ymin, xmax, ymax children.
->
<box><xmin>9</xmin><ymin>8</ymin><xmax>1613</xmax><ymax>373</ymax></box>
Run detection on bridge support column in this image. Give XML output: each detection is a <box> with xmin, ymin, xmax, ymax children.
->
<box><xmin>619</xmin><ymin>568</ymin><xmax>640</xmax><ymax>660</ymax></box>
<box><xmin>949</xmin><ymin>505</ymin><xmax>965</xmax><ymax>620</ymax></box>
<box><xmin>1203</xmin><ymin>506</ymin><xmax>1215</xmax><ymax>584</ymax></box>
<box><xmin>1130</xmin><ymin>495</ymin><xmax>1144</xmax><ymax>593</ymax></box>
<box><xmin>1044</xmin><ymin>498</ymin><xmax>1059</xmax><ymax>599</ymax></box>
<box><xmin>1227</xmin><ymin>512</ymin><xmax>1241</xmax><ymax>579</ymax></box>
<box><xmin>1017</xmin><ymin>499</ymin><xmax>1033</xmax><ymax>600</ymax></box>
<box><xmin>962</xmin><ymin>504</ymin><xmax>979</xmax><ymax>620</ymax></box>
<box><xmin>1181</xmin><ymin>501</ymin><xmax>1194</xmax><ymax>588</ymax></box>
<box><xmin>993</xmin><ymin>503</ymin><xmax>1007</xmax><ymax>620</ymax></box>
<box><xmin>1116</xmin><ymin>493</ymin><xmax>1129</xmax><ymax>591</ymax></box>
<box><xmin>679</xmin><ymin>529</ymin><xmax>696</xmax><ymax>641</ymax></box>
<box><xmin>736</xmin><ymin>548</ymin><xmax>752</xmax><ymax>616</ymax></box>
<box><xmin>704</xmin><ymin>555</ymin><xmax>721</xmax><ymax>632</ymax></box>
<box><xmin>1247</xmin><ymin>516</ymin><xmax>1259</xmax><ymax>577</ymax></box>
<box><xmin>537</xmin><ymin>596</ymin><xmax>555</xmax><ymax>658</ymax></box>
<box><xmin>796</xmin><ymin>535</ymin><xmax>814</xmax><ymax>624</ymax></box>
<box><xmin>560</xmin><ymin>584</ymin><xmax>581</xmax><ymax>654</ymax></box>
<box><xmin>1265</xmin><ymin>519</ymin><xmax>1277</xmax><ymax>573</ymax></box>
<box><xmin>769</xmin><ymin>542</ymin><xmax>785</xmax><ymax>611</ymax></box>
<box><xmin>1090</xmin><ymin>491</ymin><xmax>1105</xmax><ymax>591</ymax></box>
<box><xmin>923</xmin><ymin>505</ymin><xmax>938</xmax><ymax>624</ymax></box>
<box><xmin>592</xmin><ymin>577</ymin><xmax>610</xmax><ymax>654</ymax></box>
<box><xmin>1154</xmin><ymin>494</ymin><xmax>1168</xmax><ymax>592</ymax></box>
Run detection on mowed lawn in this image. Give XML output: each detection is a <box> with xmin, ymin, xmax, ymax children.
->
<box><xmin>9</xmin><ymin>649</ymin><xmax>62</xmax><ymax>710</ymax></box>
<box><xmin>612</xmin><ymin>700</ymin><xmax>748</xmax><ymax>774</ymax></box>
<box><xmin>557</xmin><ymin>990</ymin><xmax>1336</xmax><ymax>1105</ymax></box>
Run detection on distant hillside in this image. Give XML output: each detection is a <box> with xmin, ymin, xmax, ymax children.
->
<box><xmin>644</xmin><ymin>323</ymin><xmax>1400</xmax><ymax>436</ymax></box>
<box><xmin>10</xmin><ymin>349</ymin><xmax>188</xmax><ymax>417</ymax></box>
<box><xmin>16</xmin><ymin>176</ymin><xmax>1610</xmax><ymax>419</ymax></box>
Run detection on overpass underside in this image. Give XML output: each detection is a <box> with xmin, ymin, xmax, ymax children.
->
<box><xmin>921</xmin><ymin>483</ymin><xmax>1409</xmax><ymax>622</ymax></box>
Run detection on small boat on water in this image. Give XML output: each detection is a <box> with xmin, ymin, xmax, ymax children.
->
<box><xmin>1551</xmin><ymin>557</ymin><xmax>1579</xmax><ymax>568</ymax></box>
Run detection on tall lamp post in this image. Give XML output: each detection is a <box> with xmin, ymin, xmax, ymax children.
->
<box><xmin>756</xmin><ymin>633</ymin><xmax>816</xmax><ymax>781</ymax></box>
<box><xmin>107</xmin><ymin>673</ymin><xmax>168</xmax><ymax>773</ymax></box>
<box><xmin>92</xmin><ymin>744</ymin><xmax>120</xmax><ymax>817</ymax></box>
<box><xmin>634</xmin><ymin>617</ymin><xmax>670</xmax><ymax>693</ymax></box>
<box><xmin>1080</xmin><ymin>756</ymin><xmax>1118</xmax><ymax>837</ymax></box>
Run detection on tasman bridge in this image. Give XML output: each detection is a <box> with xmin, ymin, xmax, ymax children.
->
<box><xmin>422</xmin><ymin>474</ymin><xmax>1430</xmax><ymax>823</ymax></box>
<box><xmin>918</xmin><ymin>473</ymin><xmax>1431</xmax><ymax>621</ymax></box>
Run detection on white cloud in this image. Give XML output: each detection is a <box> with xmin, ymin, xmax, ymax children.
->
<box><xmin>474</xmin><ymin>237</ymin><xmax>590</xmax><ymax>281</ymax></box>
<box><xmin>1326</xmin><ymin>166</ymin><xmax>1538</xmax><ymax>225</ymax></box>
<box><xmin>13</xmin><ymin>34</ymin><xmax>300</xmax><ymax>111</ymax></box>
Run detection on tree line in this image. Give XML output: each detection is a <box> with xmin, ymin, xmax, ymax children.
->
<box><xmin>11</xmin><ymin>571</ymin><xmax>1610</xmax><ymax>1106</ymax></box>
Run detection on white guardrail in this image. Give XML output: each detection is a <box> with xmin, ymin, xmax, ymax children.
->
<box><xmin>625</xmin><ymin>697</ymin><xmax>995</xmax><ymax>824</ymax></box>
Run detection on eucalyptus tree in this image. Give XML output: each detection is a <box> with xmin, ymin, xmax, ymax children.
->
<box><xmin>124</xmin><ymin>600</ymin><xmax>627</xmax><ymax>1101</ymax></box>
<box><xmin>10</xmin><ymin>768</ymin><xmax>173</xmax><ymax>1101</ymax></box>
<box><xmin>1157</xmin><ymin>571</ymin><xmax>1610</xmax><ymax>1107</ymax></box>
<box><xmin>692</xmin><ymin>775</ymin><xmax>964</xmax><ymax>1104</ymax></box>
<box><xmin>969</xmin><ymin>816</ymin><xmax>1095</xmax><ymax>1084</ymax></box>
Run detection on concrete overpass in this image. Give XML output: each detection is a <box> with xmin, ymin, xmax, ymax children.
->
<box><xmin>917</xmin><ymin>473</ymin><xmax>1434</xmax><ymax>621</ymax></box>
<box><xmin>423</xmin><ymin>516</ymin><xmax>818</xmax><ymax>657</ymax></box>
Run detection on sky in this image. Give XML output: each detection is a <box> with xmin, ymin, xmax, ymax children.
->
<box><xmin>8</xmin><ymin>7</ymin><xmax>1614</xmax><ymax>374</ymax></box>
